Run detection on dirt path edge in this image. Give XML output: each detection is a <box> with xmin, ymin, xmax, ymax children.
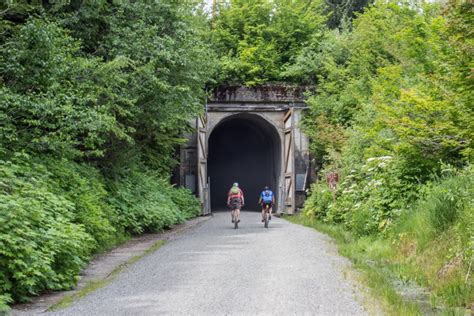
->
<box><xmin>11</xmin><ymin>215</ymin><xmax>212</xmax><ymax>315</ymax></box>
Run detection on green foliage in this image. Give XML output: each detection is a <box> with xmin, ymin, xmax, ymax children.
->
<box><xmin>165</xmin><ymin>186</ymin><xmax>201</xmax><ymax>220</ymax></box>
<box><xmin>211</xmin><ymin>0</ymin><xmax>325</xmax><ymax>85</ymax></box>
<box><xmin>0</xmin><ymin>294</ymin><xmax>12</xmax><ymax>312</ymax></box>
<box><xmin>309</xmin><ymin>157</ymin><xmax>417</xmax><ymax>235</ymax></box>
<box><xmin>0</xmin><ymin>19</ymin><xmax>134</xmax><ymax>159</ymax></box>
<box><xmin>302</xmin><ymin>0</ymin><xmax>473</xmax><ymax>231</ymax></box>
<box><xmin>0</xmin><ymin>154</ymin><xmax>202</xmax><ymax>304</ymax></box>
<box><xmin>42</xmin><ymin>158</ymin><xmax>121</xmax><ymax>251</ymax></box>
<box><xmin>1</xmin><ymin>1</ymin><xmax>215</xmax><ymax>172</ymax></box>
<box><xmin>423</xmin><ymin>170</ymin><xmax>472</xmax><ymax>233</ymax></box>
<box><xmin>301</xmin><ymin>0</ymin><xmax>473</xmax><ymax>309</ymax></box>
<box><xmin>303</xmin><ymin>1</ymin><xmax>472</xmax><ymax>173</ymax></box>
<box><xmin>108</xmin><ymin>169</ymin><xmax>187</xmax><ymax>235</ymax></box>
<box><xmin>303</xmin><ymin>113</ymin><xmax>347</xmax><ymax>170</ymax></box>
<box><xmin>391</xmin><ymin>167</ymin><xmax>474</xmax><ymax>307</ymax></box>
<box><xmin>0</xmin><ymin>154</ymin><xmax>94</xmax><ymax>302</ymax></box>
<box><xmin>303</xmin><ymin>182</ymin><xmax>333</xmax><ymax>219</ymax></box>
<box><xmin>0</xmin><ymin>0</ymin><xmax>209</xmax><ymax>306</ymax></box>
<box><xmin>397</xmin><ymin>166</ymin><xmax>474</xmax><ymax>256</ymax></box>
<box><xmin>283</xmin><ymin>29</ymin><xmax>350</xmax><ymax>84</ymax></box>
<box><xmin>324</xmin><ymin>0</ymin><xmax>373</xmax><ymax>29</ymax></box>
<box><xmin>88</xmin><ymin>1</ymin><xmax>216</xmax><ymax>172</ymax></box>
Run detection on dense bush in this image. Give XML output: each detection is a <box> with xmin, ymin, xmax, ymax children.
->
<box><xmin>301</xmin><ymin>1</ymin><xmax>472</xmax><ymax>233</ymax></box>
<box><xmin>42</xmin><ymin>159</ymin><xmax>121</xmax><ymax>251</ymax></box>
<box><xmin>108</xmin><ymin>169</ymin><xmax>192</xmax><ymax>235</ymax></box>
<box><xmin>165</xmin><ymin>186</ymin><xmax>201</xmax><ymax>220</ymax></box>
<box><xmin>303</xmin><ymin>182</ymin><xmax>333</xmax><ymax>220</ymax></box>
<box><xmin>305</xmin><ymin>156</ymin><xmax>417</xmax><ymax>235</ymax></box>
<box><xmin>298</xmin><ymin>0</ymin><xmax>473</xmax><ymax>308</ymax></box>
<box><xmin>0</xmin><ymin>19</ymin><xmax>134</xmax><ymax>159</ymax></box>
<box><xmin>0</xmin><ymin>1</ymin><xmax>209</xmax><ymax>306</ymax></box>
<box><xmin>0</xmin><ymin>154</ymin><xmax>201</xmax><ymax>304</ymax></box>
<box><xmin>1</xmin><ymin>1</ymin><xmax>215</xmax><ymax>171</ymax></box>
<box><xmin>0</xmin><ymin>154</ymin><xmax>94</xmax><ymax>303</ymax></box>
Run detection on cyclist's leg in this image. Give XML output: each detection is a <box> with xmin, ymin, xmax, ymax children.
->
<box><xmin>236</xmin><ymin>207</ymin><xmax>240</xmax><ymax>222</ymax></box>
<box><xmin>261</xmin><ymin>204</ymin><xmax>265</xmax><ymax>222</ymax></box>
<box><xmin>269</xmin><ymin>203</ymin><xmax>273</xmax><ymax>219</ymax></box>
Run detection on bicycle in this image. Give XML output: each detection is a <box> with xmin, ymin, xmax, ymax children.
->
<box><xmin>231</xmin><ymin>208</ymin><xmax>239</xmax><ymax>229</ymax></box>
<box><xmin>229</xmin><ymin>199</ymin><xmax>242</xmax><ymax>229</ymax></box>
<box><xmin>262</xmin><ymin>203</ymin><xmax>271</xmax><ymax>228</ymax></box>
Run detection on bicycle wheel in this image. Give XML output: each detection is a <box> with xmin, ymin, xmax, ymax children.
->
<box><xmin>232</xmin><ymin>210</ymin><xmax>238</xmax><ymax>229</ymax></box>
<box><xmin>264</xmin><ymin>205</ymin><xmax>269</xmax><ymax>228</ymax></box>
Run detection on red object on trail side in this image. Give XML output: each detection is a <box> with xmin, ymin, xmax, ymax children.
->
<box><xmin>326</xmin><ymin>172</ymin><xmax>339</xmax><ymax>191</ymax></box>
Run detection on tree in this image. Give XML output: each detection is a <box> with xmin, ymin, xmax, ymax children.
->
<box><xmin>211</xmin><ymin>0</ymin><xmax>325</xmax><ymax>85</ymax></box>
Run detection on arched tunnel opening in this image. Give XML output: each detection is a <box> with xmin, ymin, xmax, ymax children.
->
<box><xmin>208</xmin><ymin>114</ymin><xmax>281</xmax><ymax>211</ymax></box>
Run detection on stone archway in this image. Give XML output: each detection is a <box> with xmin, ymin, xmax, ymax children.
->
<box><xmin>207</xmin><ymin>113</ymin><xmax>281</xmax><ymax>211</ymax></box>
<box><xmin>177</xmin><ymin>85</ymin><xmax>311</xmax><ymax>215</ymax></box>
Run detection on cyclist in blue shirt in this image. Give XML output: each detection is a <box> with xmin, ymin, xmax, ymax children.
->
<box><xmin>258</xmin><ymin>186</ymin><xmax>275</xmax><ymax>222</ymax></box>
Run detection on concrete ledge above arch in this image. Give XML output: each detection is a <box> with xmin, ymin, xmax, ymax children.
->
<box><xmin>211</xmin><ymin>84</ymin><xmax>311</xmax><ymax>103</ymax></box>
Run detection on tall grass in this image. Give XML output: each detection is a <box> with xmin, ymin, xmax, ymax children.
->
<box><xmin>296</xmin><ymin>166</ymin><xmax>473</xmax><ymax>312</ymax></box>
<box><xmin>392</xmin><ymin>167</ymin><xmax>474</xmax><ymax>308</ymax></box>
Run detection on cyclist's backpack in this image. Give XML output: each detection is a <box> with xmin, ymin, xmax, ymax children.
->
<box><xmin>262</xmin><ymin>190</ymin><xmax>273</xmax><ymax>203</ymax></box>
<box><xmin>229</xmin><ymin>186</ymin><xmax>241</xmax><ymax>199</ymax></box>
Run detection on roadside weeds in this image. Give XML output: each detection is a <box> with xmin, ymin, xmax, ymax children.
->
<box><xmin>284</xmin><ymin>214</ymin><xmax>472</xmax><ymax>316</ymax></box>
<box><xmin>284</xmin><ymin>215</ymin><xmax>428</xmax><ymax>315</ymax></box>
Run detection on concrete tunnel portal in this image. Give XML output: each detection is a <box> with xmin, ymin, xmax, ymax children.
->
<box><xmin>208</xmin><ymin>114</ymin><xmax>281</xmax><ymax>212</ymax></box>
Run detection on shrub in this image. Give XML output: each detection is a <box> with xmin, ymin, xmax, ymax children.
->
<box><xmin>108</xmin><ymin>169</ymin><xmax>190</xmax><ymax>235</ymax></box>
<box><xmin>311</xmin><ymin>157</ymin><xmax>417</xmax><ymax>235</ymax></box>
<box><xmin>42</xmin><ymin>159</ymin><xmax>121</xmax><ymax>251</ymax></box>
<box><xmin>0</xmin><ymin>155</ymin><xmax>94</xmax><ymax>302</ymax></box>
<box><xmin>0</xmin><ymin>294</ymin><xmax>12</xmax><ymax>313</ymax></box>
<box><xmin>303</xmin><ymin>182</ymin><xmax>333</xmax><ymax>220</ymax></box>
<box><xmin>0</xmin><ymin>154</ymin><xmax>202</xmax><ymax>305</ymax></box>
<box><xmin>166</xmin><ymin>186</ymin><xmax>201</xmax><ymax>220</ymax></box>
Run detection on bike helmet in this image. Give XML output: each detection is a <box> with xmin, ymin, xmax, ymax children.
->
<box><xmin>264</xmin><ymin>186</ymin><xmax>269</xmax><ymax>190</ymax></box>
<box><xmin>233</xmin><ymin>182</ymin><xmax>239</xmax><ymax>187</ymax></box>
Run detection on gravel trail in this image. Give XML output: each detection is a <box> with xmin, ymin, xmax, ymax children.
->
<box><xmin>49</xmin><ymin>211</ymin><xmax>367</xmax><ymax>315</ymax></box>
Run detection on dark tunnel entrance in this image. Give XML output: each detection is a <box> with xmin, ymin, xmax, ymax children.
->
<box><xmin>208</xmin><ymin>114</ymin><xmax>281</xmax><ymax>212</ymax></box>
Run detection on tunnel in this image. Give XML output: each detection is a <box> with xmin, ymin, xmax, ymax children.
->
<box><xmin>208</xmin><ymin>113</ymin><xmax>281</xmax><ymax>211</ymax></box>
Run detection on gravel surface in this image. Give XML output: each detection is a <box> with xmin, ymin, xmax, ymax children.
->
<box><xmin>48</xmin><ymin>211</ymin><xmax>367</xmax><ymax>315</ymax></box>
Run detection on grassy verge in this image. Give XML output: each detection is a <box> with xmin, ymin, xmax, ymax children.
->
<box><xmin>285</xmin><ymin>214</ymin><xmax>471</xmax><ymax>315</ymax></box>
<box><xmin>49</xmin><ymin>240</ymin><xmax>166</xmax><ymax>311</ymax></box>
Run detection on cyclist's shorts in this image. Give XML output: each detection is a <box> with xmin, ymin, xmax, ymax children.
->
<box><xmin>230</xmin><ymin>198</ymin><xmax>242</xmax><ymax>210</ymax></box>
<box><xmin>262</xmin><ymin>201</ymin><xmax>273</xmax><ymax>209</ymax></box>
